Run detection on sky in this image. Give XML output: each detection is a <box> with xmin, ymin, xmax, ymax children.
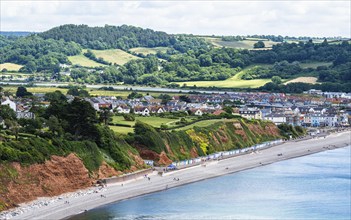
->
<box><xmin>1</xmin><ymin>0</ymin><xmax>350</xmax><ymax>37</ymax></box>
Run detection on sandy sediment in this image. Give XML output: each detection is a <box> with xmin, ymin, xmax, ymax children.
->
<box><xmin>3</xmin><ymin>130</ymin><xmax>350</xmax><ymax>220</ymax></box>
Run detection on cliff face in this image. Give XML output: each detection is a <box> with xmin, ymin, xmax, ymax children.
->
<box><xmin>0</xmin><ymin>118</ymin><xmax>281</xmax><ymax>211</ymax></box>
<box><xmin>0</xmin><ymin>152</ymin><xmax>143</xmax><ymax>211</ymax></box>
<box><xmin>135</xmin><ymin>119</ymin><xmax>281</xmax><ymax>165</ymax></box>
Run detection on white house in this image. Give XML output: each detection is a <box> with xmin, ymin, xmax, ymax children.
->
<box><xmin>115</xmin><ymin>105</ymin><xmax>131</xmax><ymax>114</ymax></box>
<box><xmin>325</xmin><ymin>114</ymin><xmax>338</xmax><ymax>127</ymax></box>
<box><xmin>263</xmin><ymin>113</ymin><xmax>286</xmax><ymax>125</ymax></box>
<box><xmin>134</xmin><ymin>106</ymin><xmax>150</xmax><ymax>116</ymax></box>
<box><xmin>239</xmin><ymin>107</ymin><xmax>262</xmax><ymax>120</ymax></box>
<box><xmin>16</xmin><ymin>112</ymin><xmax>35</xmax><ymax>119</ymax></box>
<box><xmin>193</xmin><ymin>109</ymin><xmax>203</xmax><ymax>116</ymax></box>
<box><xmin>150</xmin><ymin>106</ymin><xmax>165</xmax><ymax>114</ymax></box>
<box><xmin>1</xmin><ymin>98</ymin><xmax>16</xmax><ymax>112</ymax></box>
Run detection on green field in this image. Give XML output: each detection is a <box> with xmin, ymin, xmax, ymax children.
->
<box><xmin>68</xmin><ymin>54</ymin><xmax>105</xmax><ymax>67</ymax></box>
<box><xmin>202</xmin><ymin>37</ymin><xmax>279</xmax><ymax>49</ymax></box>
<box><xmin>109</xmin><ymin>125</ymin><xmax>134</xmax><ymax>134</ymax></box>
<box><xmin>0</xmin><ymin>63</ymin><xmax>23</xmax><ymax>71</ymax></box>
<box><xmin>176</xmin><ymin>65</ymin><xmax>271</xmax><ymax>88</ymax></box>
<box><xmin>112</xmin><ymin>116</ymin><xmax>179</xmax><ymax>127</ymax></box>
<box><xmin>2</xmin><ymin>86</ymin><xmax>69</xmax><ymax>94</ymax></box>
<box><xmin>90</xmin><ymin>49</ymin><xmax>140</xmax><ymax>65</ymax></box>
<box><xmin>109</xmin><ymin>117</ymin><xmax>236</xmax><ymax>134</ymax></box>
<box><xmin>129</xmin><ymin>47</ymin><xmax>169</xmax><ymax>55</ymax></box>
<box><xmin>1</xmin><ymin>86</ymin><xmax>184</xmax><ymax>98</ymax></box>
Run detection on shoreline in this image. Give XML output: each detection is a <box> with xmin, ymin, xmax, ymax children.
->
<box><xmin>2</xmin><ymin>130</ymin><xmax>350</xmax><ymax>220</ymax></box>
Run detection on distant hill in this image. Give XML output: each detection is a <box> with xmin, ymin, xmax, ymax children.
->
<box><xmin>39</xmin><ymin>24</ymin><xmax>174</xmax><ymax>50</ymax></box>
<box><xmin>0</xmin><ymin>31</ymin><xmax>35</xmax><ymax>37</ymax></box>
<box><xmin>0</xmin><ymin>24</ymin><xmax>350</xmax><ymax>92</ymax></box>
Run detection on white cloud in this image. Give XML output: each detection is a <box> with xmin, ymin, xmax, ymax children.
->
<box><xmin>0</xmin><ymin>0</ymin><xmax>350</xmax><ymax>37</ymax></box>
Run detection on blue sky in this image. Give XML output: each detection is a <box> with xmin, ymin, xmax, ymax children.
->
<box><xmin>1</xmin><ymin>0</ymin><xmax>350</xmax><ymax>37</ymax></box>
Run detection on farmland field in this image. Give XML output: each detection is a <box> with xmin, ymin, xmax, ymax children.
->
<box><xmin>0</xmin><ymin>63</ymin><xmax>23</xmax><ymax>71</ymax></box>
<box><xmin>68</xmin><ymin>54</ymin><xmax>104</xmax><ymax>67</ymax></box>
<box><xmin>0</xmin><ymin>86</ymin><xmax>184</xmax><ymax>98</ymax></box>
<box><xmin>176</xmin><ymin>65</ymin><xmax>271</xmax><ymax>88</ymax></box>
<box><xmin>129</xmin><ymin>47</ymin><xmax>169</xmax><ymax>55</ymax></box>
<box><xmin>90</xmin><ymin>49</ymin><xmax>140</xmax><ymax>65</ymax></box>
<box><xmin>201</xmin><ymin>37</ymin><xmax>279</xmax><ymax>49</ymax></box>
<box><xmin>284</xmin><ymin>77</ymin><xmax>318</xmax><ymax>84</ymax></box>
<box><xmin>1</xmin><ymin>86</ymin><xmax>69</xmax><ymax>94</ymax></box>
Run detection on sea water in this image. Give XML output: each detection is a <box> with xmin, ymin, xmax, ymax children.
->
<box><xmin>70</xmin><ymin>146</ymin><xmax>351</xmax><ymax>220</ymax></box>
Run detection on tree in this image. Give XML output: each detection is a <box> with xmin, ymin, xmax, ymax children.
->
<box><xmin>5</xmin><ymin>119</ymin><xmax>20</xmax><ymax>140</ymax></box>
<box><xmin>67</xmin><ymin>98</ymin><xmax>98</xmax><ymax>139</ymax></box>
<box><xmin>99</xmin><ymin>108</ymin><xmax>113</xmax><ymax>125</ymax></box>
<box><xmin>271</xmin><ymin>76</ymin><xmax>282</xmax><ymax>85</ymax></box>
<box><xmin>179</xmin><ymin>95</ymin><xmax>191</xmax><ymax>103</ymax></box>
<box><xmin>44</xmin><ymin>90</ymin><xmax>67</xmax><ymax>103</ymax></box>
<box><xmin>254</xmin><ymin>41</ymin><xmax>265</xmax><ymax>48</ymax></box>
<box><xmin>223</xmin><ymin>106</ymin><xmax>233</xmax><ymax>114</ymax></box>
<box><xmin>123</xmin><ymin>114</ymin><xmax>135</xmax><ymax>121</ymax></box>
<box><xmin>67</xmin><ymin>87</ymin><xmax>90</xmax><ymax>97</ymax></box>
<box><xmin>158</xmin><ymin>94</ymin><xmax>172</xmax><ymax>105</ymax></box>
<box><xmin>0</xmin><ymin>105</ymin><xmax>16</xmax><ymax>120</ymax></box>
<box><xmin>16</xmin><ymin>86</ymin><xmax>33</xmax><ymax>97</ymax></box>
<box><xmin>47</xmin><ymin>115</ymin><xmax>63</xmax><ymax>136</ymax></box>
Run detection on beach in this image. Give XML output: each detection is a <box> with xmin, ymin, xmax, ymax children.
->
<box><xmin>2</xmin><ymin>130</ymin><xmax>350</xmax><ymax>220</ymax></box>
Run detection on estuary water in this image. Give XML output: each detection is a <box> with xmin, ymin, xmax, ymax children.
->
<box><xmin>70</xmin><ymin>146</ymin><xmax>351</xmax><ymax>220</ymax></box>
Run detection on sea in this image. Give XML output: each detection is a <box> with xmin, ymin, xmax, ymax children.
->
<box><xmin>70</xmin><ymin>146</ymin><xmax>351</xmax><ymax>220</ymax></box>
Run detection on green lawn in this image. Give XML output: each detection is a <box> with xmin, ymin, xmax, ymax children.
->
<box><xmin>175</xmin><ymin>65</ymin><xmax>271</xmax><ymax>88</ymax></box>
<box><xmin>110</xmin><ymin>117</ymin><xmax>237</xmax><ymax>134</ymax></box>
<box><xmin>90</xmin><ymin>49</ymin><xmax>140</xmax><ymax>65</ymax></box>
<box><xmin>68</xmin><ymin>54</ymin><xmax>105</xmax><ymax>67</ymax></box>
<box><xmin>0</xmin><ymin>63</ymin><xmax>23</xmax><ymax>71</ymax></box>
<box><xmin>112</xmin><ymin>116</ymin><xmax>179</xmax><ymax>128</ymax></box>
<box><xmin>129</xmin><ymin>47</ymin><xmax>169</xmax><ymax>55</ymax></box>
<box><xmin>109</xmin><ymin>125</ymin><xmax>134</xmax><ymax>134</ymax></box>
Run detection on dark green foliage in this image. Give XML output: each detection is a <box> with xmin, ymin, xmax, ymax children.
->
<box><xmin>0</xmin><ymin>137</ymin><xmax>103</xmax><ymax>171</ymax></box>
<box><xmin>278</xmin><ymin>124</ymin><xmax>306</xmax><ymax>139</ymax></box>
<box><xmin>16</xmin><ymin>87</ymin><xmax>33</xmax><ymax>97</ymax></box>
<box><xmin>127</xmin><ymin>91</ymin><xmax>143</xmax><ymax>99</ymax></box>
<box><xmin>39</xmin><ymin>24</ymin><xmax>173</xmax><ymax>50</ymax></box>
<box><xmin>254</xmin><ymin>41</ymin><xmax>265</xmax><ymax>48</ymax></box>
<box><xmin>134</xmin><ymin>121</ymin><xmax>165</xmax><ymax>153</ymax></box>
<box><xmin>0</xmin><ymin>105</ymin><xmax>16</xmax><ymax>120</ymax></box>
<box><xmin>83</xmin><ymin>50</ymin><xmax>111</xmax><ymax>65</ymax></box>
<box><xmin>0</xmin><ymin>36</ymin><xmax>81</xmax><ymax>73</ymax></box>
<box><xmin>99</xmin><ymin>108</ymin><xmax>113</xmax><ymax>125</ymax></box>
<box><xmin>66</xmin><ymin>98</ymin><xmax>98</xmax><ymax>139</ymax></box>
<box><xmin>67</xmin><ymin>87</ymin><xmax>90</xmax><ymax>97</ymax></box>
<box><xmin>96</xmin><ymin>125</ymin><xmax>136</xmax><ymax>170</ymax></box>
<box><xmin>123</xmin><ymin>114</ymin><xmax>135</xmax><ymax>121</ymax></box>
